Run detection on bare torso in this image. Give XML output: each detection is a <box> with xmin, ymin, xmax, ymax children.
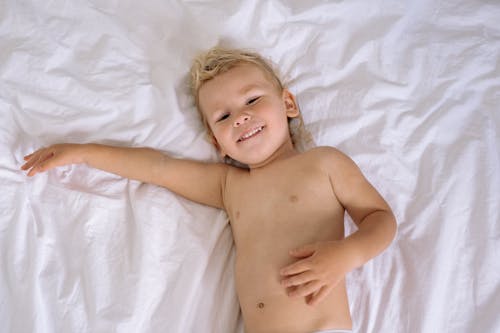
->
<box><xmin>223</xmin><ymin>148</ymin><xmax>353</xmax><ymax>333</ymax></box>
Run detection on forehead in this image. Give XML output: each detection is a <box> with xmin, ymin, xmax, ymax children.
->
<box><xmin>198</xmin><ymin>64</ymin><xmax>276</xmax><ymax>112</ymax></box>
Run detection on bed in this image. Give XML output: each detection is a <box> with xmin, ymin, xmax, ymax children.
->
<box><xmin>1</xmin><ymin>0</ymin><xmax>499</xmax><ymax>332</ymax></box>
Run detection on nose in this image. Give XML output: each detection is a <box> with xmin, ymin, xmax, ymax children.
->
<box><xmin>233</xmin><ymin>113</ymin><xmax>250</xmax><ymax>127</ymax></box>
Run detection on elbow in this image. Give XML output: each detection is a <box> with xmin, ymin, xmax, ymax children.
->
<box><xmin>384</xmin><ymin>210</ymin><xmax>398</xmax><ymax>245</ymax></box>
<box><xmin>390</xmin><ymin>215</ymin><xmax>397</xmax><ymax>240</ymax></box>
<box><xmin>365</xmin><ymin>208</ymin><xmax>398</xmax><ymax>246</ymax></box>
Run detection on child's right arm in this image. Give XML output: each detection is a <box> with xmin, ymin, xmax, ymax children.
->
<box><xmin>21</xmin><ymin>143</ymin><xmax>229</xmax><ymax>209</ymax></box>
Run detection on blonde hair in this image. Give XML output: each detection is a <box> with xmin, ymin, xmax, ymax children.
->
<box><xmin>189</xmin><ymin>47</ymin><xmax>314</xmax><ymax>160</ymax></box>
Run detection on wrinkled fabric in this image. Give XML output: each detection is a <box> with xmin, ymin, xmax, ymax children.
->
<box><xmin>0</xmin><ymin>1</ymin><xmax>499</xmax><ymax>332</ymax></box>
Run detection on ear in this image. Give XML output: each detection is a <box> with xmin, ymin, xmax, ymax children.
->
<box><xmin>282</xmin><ymin>89</ymin><xmax>300</xmax><ymax>118</ymax></box>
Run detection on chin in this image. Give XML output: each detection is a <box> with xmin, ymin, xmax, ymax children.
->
<box><xmin>232</xmin><ymin>153</ymin><xmax>273</xmax><ymax>168</ymax></box>
<box><xmin>226</xmin><ymin>144</ymin><xmax>282</xmax><ymax>167</ymax></box>
<box><xmin>230</xmin><ymin>156</ymin><xmax>264</xmax><ymax>167</ymax></box>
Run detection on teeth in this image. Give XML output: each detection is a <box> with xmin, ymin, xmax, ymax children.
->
<box><xmin>240</xmin><ymin>127</ymin><xmax>263</xmax><ymax>141</ymax></box>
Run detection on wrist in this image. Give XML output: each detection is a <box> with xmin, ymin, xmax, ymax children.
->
<box><xmin>78</xmin><ymin>143</ymin><xmax>96</xmax><ymax>164</ymax></box>
<box><xmin>342</xmin><ymin>210</ymin><xmax>397</xmax><ymax>269</ymax></box>
<box><xmin>337</xmin><ymin>238</ymin><xmax>366</xmax><ymax>272</ymax></box>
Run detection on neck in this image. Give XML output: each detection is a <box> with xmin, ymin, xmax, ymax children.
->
<box><xmin>248</xmin><ymin>139</ymin><xmax>298</xmax><ymax>170</ymax></box>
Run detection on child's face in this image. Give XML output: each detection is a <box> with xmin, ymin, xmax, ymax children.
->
<box><xmin>198</xmin><ymin>63</ymin><xmax>299</xmax><ymax>167</ymax></box>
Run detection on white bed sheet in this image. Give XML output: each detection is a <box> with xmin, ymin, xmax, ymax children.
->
<box><xmin>1</xmin><ymin>1</ymin><xmax>499</xmax><ymax>332</ymax></box>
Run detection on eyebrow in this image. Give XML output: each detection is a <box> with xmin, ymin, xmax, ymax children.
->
<box><xmin>238</xmin><ymin>83</ymin><xmax>264</xmax><ymax>95</ymax></box>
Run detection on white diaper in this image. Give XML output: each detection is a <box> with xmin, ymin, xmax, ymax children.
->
<box><xmin>312</xmin><ymin>330</ymin><xmax>352</xmax><ymax>333</ymax></box>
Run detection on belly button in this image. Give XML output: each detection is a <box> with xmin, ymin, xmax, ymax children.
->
<box><xmin>257</xmin><ymin>302</ymin><xmax>265</xmax><ymax>309</ymax></box>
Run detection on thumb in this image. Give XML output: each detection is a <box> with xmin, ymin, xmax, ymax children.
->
<box><xmin>289</xmin><ymin>244</ymin><xmax>316</xmax><ymax>258</ymax></box>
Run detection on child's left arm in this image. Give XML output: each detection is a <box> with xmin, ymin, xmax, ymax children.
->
<box><xmin>280</xmin><ymin>147</ymin><xmax>397</xmax><ymax>306</ymax></box>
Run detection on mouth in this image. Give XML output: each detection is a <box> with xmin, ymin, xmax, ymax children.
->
<box><xmin>237</xmin><ymin>126</ymin><xmax>264</xmax><ymax>142</ymax></box>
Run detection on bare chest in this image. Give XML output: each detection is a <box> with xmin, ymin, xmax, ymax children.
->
<box><xmin>224</xmin><ymin>164</ymin><xmax>345</xmax><ymax>250</ymax></box>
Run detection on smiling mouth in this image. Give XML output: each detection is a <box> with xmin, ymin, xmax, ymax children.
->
<box><xmin>237</xmin><ymin>126</ymin><xmax>264</xmax><ymax>142</ymax></box>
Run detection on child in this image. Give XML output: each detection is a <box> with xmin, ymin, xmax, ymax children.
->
<box><xmin>21</xmin><ymin>47</ymin><xmax>397</xmax><ymax>333</ymax></box>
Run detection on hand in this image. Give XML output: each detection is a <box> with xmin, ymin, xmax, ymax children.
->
<box><xmin>279</xmin><ymin>240</ymin><xmax>355</xmax><ymax>306</ymax></box>
<box><xmin>21</xmin><ymin>144</ymin><xmax>85</xmax><ymax>177</ymax></box>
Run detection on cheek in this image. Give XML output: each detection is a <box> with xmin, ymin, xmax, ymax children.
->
<box><xmin>265</xmin><ymin>103</ymin><xmax>289</xmax><ymax>125</ymax></box>
<box><xmin>211</xmin><ymin>126</ymin><xmax>233</xmax><ymax>146</ymax></box>
<box><xmin>265</xmin><ymin>99</ymin><xmax>287</xmax><ymax>117</ymax></box>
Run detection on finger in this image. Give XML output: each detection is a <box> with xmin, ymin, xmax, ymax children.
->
<box><xmin>281</xmin><ymin>271</ymin><xmax>315</xmax><ymax>287</ymax></box>
<box><xmin>23</xmin><ymin>148</ymin><xmax>43</xmax><ymax>161</ymax></box>
<box><xmin>24</xmin><ymin>151</ymin><xmax>39</xmax><ymax>159</ymax></box>
<box><xmin>37</xmin><ymin>151</ymin><xmax>55</xmax><ymax>166</ymax></box>
<box><xmin>22</xmin><ymin>149</ymin><xmax>51</xmax><ymax>171</ymax></box>
<box><xmin>280</xmin><ymin>259</ymin><xmax>311</xmax><ymax>276</ymax></box>
<box><xmin>33</xmin><ymin>153</ymin><xmax>57</xmax><ymax>174</ymax></box>
<box><xmin>289</xmin><ymin>244</ymin><xmax>316</xmax><ymax>259</ymax></box>
<box><xmin>307</xmin><ymin>284</ymin><xmax>333</xmax><ymax>306</ymax></box>
<box><xmin>27</xmin><ymin>166</ymin><xmax>39</xmax><ymax>177</ymax></box>
<box><xmin>27</xmin><ymin>160</ymin><xmax>45</xmax><ymax>176</ymax></box>
<box><xmin>21</xmin><ymin>152</ymin><xmax>43</xmax><ymax>170</ymax></box>
<box><xmin>26</xmin><ymin>153</ymin><xmax>51</xmax><ymax>176</ymax></box>
<box><xmin>287</xmin><ymin>280</ymin><xmax>321</xmax><ymax>298</ymax></box>
<box><xmin>20</xmin><ymin>162</ymin><xmax>30</xmax><ymax>170</ymax></box>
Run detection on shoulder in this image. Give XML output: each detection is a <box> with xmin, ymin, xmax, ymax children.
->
<box><xmin>305</xmin><ymin>145</ymin><xmax>344</xmax><ymax>157</ymax></box>
<box><xmin>303</xmin><ymin>146</ymin><xmax>362</xmax><ymax>181</ymax></box>
<box><xmin>304</xmin><ymin>146</ymin><xmax>355</xmax><ymax>166</ymax></box>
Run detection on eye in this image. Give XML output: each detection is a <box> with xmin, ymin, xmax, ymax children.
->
<box><xmin>246</xmin><ymin>96</ymin><xmax>260</xmax><ymax>105</ymax></box>
<box><xmin>217</xmin><ymin>113</ymin><xmax>230</xmax><ymax>122</ymax></box>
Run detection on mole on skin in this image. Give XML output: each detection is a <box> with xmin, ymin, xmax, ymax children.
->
<box><xmin>289</xmin><ymin>195</ymin><xmax>298</xmax><ymax>203</ymax></box>
<box><xmin>257</xmin><ymin>302</ymin><xmax>265</xmax><ymax>309</ymax></box>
